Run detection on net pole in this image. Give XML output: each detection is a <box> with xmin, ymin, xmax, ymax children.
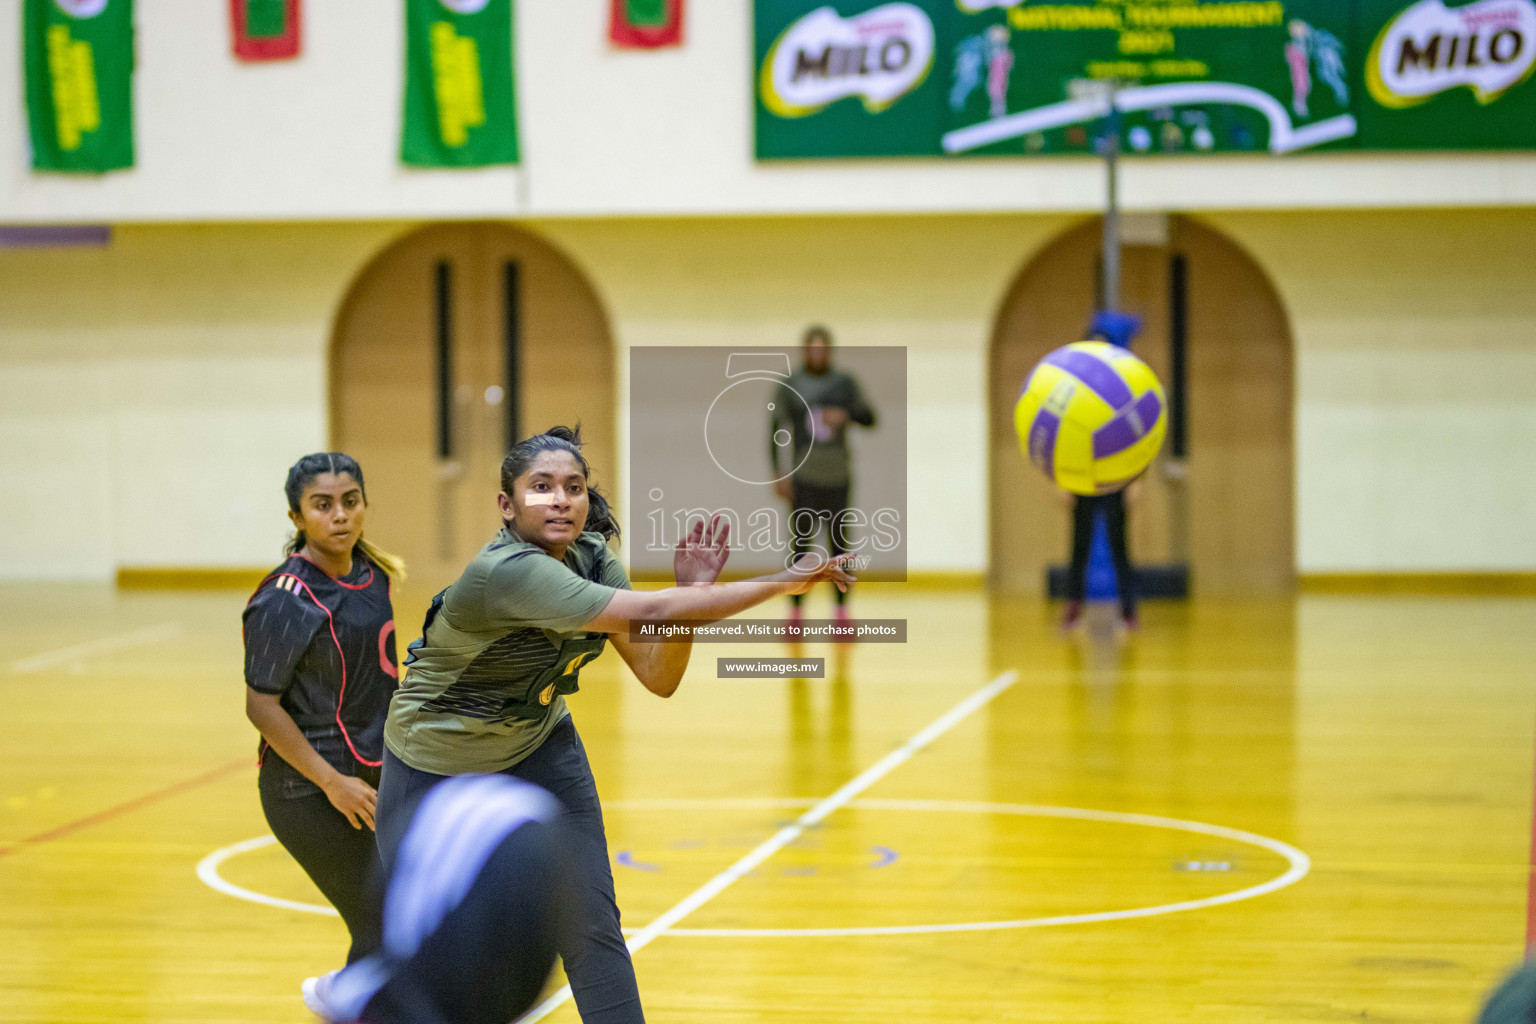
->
<box><xmin>1100</xmin><ymin>90</ymin><xmax>1122</xmax><ymax>313</ymax></box>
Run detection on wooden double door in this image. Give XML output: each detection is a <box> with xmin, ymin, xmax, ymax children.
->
<box><xmin>989</xmin><ymin>218</ymin><xmax>1294</xmax><ymax>595</ymax></box>
<box><xmin>331</xmin><ymin>223</ymin><xmax>615</xmax><ymax>608</ymax></box>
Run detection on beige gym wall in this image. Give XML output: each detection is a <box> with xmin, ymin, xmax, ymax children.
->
<box><xmin>1205</xmin><ymin>208</ymin><xmax>1536</xmax><ymax>573</ymax></box>
<box><xmin>0</xmin><ymin>222</ymin><xmax>408</xmax><ymax>578</ymax></box>
<box><xmin>0</xmin><ymin>210</ymin><xmax>1532</xmax><ymax>579</ymax></box>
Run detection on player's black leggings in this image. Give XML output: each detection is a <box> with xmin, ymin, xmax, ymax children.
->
<box><xmin>375</xmin><ymin>717</ymin><xmax>644</xmax><ymax>1024</ymax></box>
<box><xmin>1065</xmin><ymin>491</ymin><xmax>1137</xmax><ymax>619</ymax></box>
<box><xmin>790</xmin><ymin>480</ymin><xmax>850</xmax><ymax>607</ymax></box>
<box><xmin>259</xmin><ymin>755</ymin><xmax>384</xmax><ymax>964</ymax></box>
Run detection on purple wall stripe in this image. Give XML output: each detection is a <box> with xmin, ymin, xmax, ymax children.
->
<box><xmin>0</xmin><ymin>225</ymin><xmax>111</xmax><ymax>248</ymax></box>
<box><xmin>1043</xmin><ymin>348</ymin><xmax>1133</xmax><ymax>410</ymax></box>
<box><xmin>1092</xmin><ymin>390</ymin><xmax>1163</xmax><ymax>460</ymax></box>
<box><xmin>1027</xmin><ymin>409</ymin><xmax>1061</xmax><ymax>480</ymax></box>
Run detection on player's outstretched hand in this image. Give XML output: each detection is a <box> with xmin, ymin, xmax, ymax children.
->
<box><xmin>786</xmin><ymin>553</ymin><xmax>857</xmax><ymax>595</ymax></box>
<box><xmin>324</xmin><ymin>775</ymin><xmax>378</xmax><ymax>831</ymax></box>
<box><xmin>674</xmin><ymin>514</ymin><xmax>730</xmax><ymax>586</ymax></box>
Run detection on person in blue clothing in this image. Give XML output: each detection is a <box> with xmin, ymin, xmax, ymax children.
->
<box><xmin>243</xmin><ymin>453</ymin><xmax>405</xmax><ymax>970</ymax></box>
<box><xmin>1061</xmin><ymin>312</ymin><xmax>1143</xmax><ymax>632</ymax></box>
<box><xmin>951</xmin><ymin>32</ymin><xmax>986</xmax><ymax>111</ymax></box>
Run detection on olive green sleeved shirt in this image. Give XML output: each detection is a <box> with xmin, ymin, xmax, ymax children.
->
<box><xmin>771</xmin><ymin>368</ymin><xmax>877</xmax><ymax>488</ymax></box>
<box><xmin>385</xmin><ymin>527</ymin><xmax>630</xmax><ymax>775</ymax></box>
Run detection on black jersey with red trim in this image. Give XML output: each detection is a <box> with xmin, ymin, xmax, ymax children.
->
<box><xmin>243</xmin><ymin>552</ymin><xmax>398</xmax><ymax>770</ymax></box>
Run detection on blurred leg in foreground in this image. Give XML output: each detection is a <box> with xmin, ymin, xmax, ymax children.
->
<box><xmin>309</xmin><ymin>775</ymin><xmax>565</xmax><ymax>1024</ymax></box>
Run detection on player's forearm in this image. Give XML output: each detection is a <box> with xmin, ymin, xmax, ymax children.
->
<box><xmin>244</xmin><ymin>691</ymin><xmax>345</xmax><ymax>789</ymax></box>
<box><xmin>646</xmin><ymin>575</ymin><xmax>796</xmax><ymax>622</ymax></box>
<box><xmin>637</xmin><ymin>641</ymin><xmax>692</xmax><ymax>698</ymax></box>
<box><xmin>847</xmin><ymin>393</ymin><xmax>876</xmax><ymax>426</ymax></box>
<box><xmin>590</xmin><ymin>572</ymin><xmax>798</xmax><ymax>634</ymax></box>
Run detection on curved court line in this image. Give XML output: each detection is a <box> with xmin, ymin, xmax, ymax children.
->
<box><xmin>196</xmin><ymin>673</ymin><xmax>1023</xmax><ymax>1024</ymax></box>
<box><xmin>603</xmin><ymin>797</ymin><xmax>1309</xmax><ymax>938</ymax></box>
<box><xmin>196</xmin><ymin>798</ymin><xmax>812</xmax><ymax>912</ymax></box>
<box><xmin>198</xmin><ymin>796</ymin><xmax>1310</xmax><ymax>937</ymax></box>
<box><xmin>196</xmin><ymin>834</ymin><xmax>339</xmax><ymax>917</ymax></box>
<box><xmin>517</xmin><ymin>669</ymin><xmax>1022</xmax><ymax>1023</ymax></box>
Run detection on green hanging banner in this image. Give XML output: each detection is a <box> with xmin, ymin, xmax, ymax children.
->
<box><xmin>23</xmin><ymin>0</ymin><xmax>135</xmax><ymax>173</ymax></box>
<box><xmin>401</xmin><ymin>0</ymin><xmax>519</xmax><ymax>167</ymax></box>
<box><xmin>755</xmin><ymin>0</ymin><xmax>1536</xmax><ymax>160</ymax></box>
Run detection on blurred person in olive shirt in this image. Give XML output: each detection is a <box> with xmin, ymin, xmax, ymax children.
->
<box><xmin>770</xmin><ymin>325</ymin><xmax>877</xmax><ymax>625</ymax></box>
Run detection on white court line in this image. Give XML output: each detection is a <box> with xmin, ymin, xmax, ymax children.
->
<box><xmin>7</xmin><ymin>621</ymin><xmax>183</xmax><ymax>675</ymax></box>
<box><xmin>605</xmin><ymin>797</ymin><xmax>812</xmax><ymax>811</ymax></box>
<box><xmin>198</xmin><ymin>794</ymin><xmax>1311</xmax><ymax>937</ymax></box>
<box><xmin>196</xmin><ymin>835</ymin><xmax>341</xmax><ymax>917</ymax></box>
<box><xmin>516</xmin><ymin>669</ymin><xmax>1020</xmax><ymax>1024</ymax></box>
<box><xmin>621</xmin><ymin>797</ymin><xmax>1309</xmax><ymax>937</ymax></box>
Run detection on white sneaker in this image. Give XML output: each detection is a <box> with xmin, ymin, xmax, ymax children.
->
<box><xmin>301</xmin><ymin>970</ymin><xmax>340</xmax><ymax>1019</ymax></box>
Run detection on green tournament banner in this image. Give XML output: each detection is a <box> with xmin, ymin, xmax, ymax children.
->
<box><xmin>943</xmin><ymin>0</ymin><xmax>1357</xmax><ymax>156</ymax></box>
<box><xmin>755</xmin><ymin>0</ymin><xmax>1536</xmax><ymax>159</ymax></box>
<box><xmin>23</xmin><ymin>0</ymin><xmax>134</xmax><ymax>173</ymax></box>
<box><xmin>402</xmin><ymin>0</ymin><xmax>519</xmax><ymax>167</ymax></box>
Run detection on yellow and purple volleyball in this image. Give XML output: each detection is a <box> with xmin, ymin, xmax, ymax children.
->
<box><xmin>1014</xmin><ymin>341</ymin><xmax>1167</xmax><ymax>495</ymax></box>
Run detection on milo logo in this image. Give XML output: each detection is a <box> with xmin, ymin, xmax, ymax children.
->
<box><xmin>1369</xmin><ymin>0</ymin><xmax>1536</xmax><ymax>106</ymax></box>
<box><xmin>760</xmin><ymin>3</ymin><xmax>935</xmax><ymax>118</ymax></box>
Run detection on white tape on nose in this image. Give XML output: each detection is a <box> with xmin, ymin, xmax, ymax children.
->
<box><xmin>524</xmin><ymin>493</ymin><xmax>557</xmax><ymax>506</ymax></box>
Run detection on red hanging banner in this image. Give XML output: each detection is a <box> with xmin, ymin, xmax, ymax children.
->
<box><xmin>609</xmin><ymin>0</ymin><xmax>683</xmax><ymax>49</ymax></box>
<box><xmin>231</xmin><ymin>0</ymin><xmax>301</xmax><ymax>61</ymax></box>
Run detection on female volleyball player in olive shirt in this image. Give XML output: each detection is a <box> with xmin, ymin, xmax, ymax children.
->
<box><xmin>376</xmin><ymin>425</ymin><xmax>853</xmax><ymax>1024</ymax></box>
<box><xmin>244</xmin><ymin>454</ymin><xmax>405</xmax><ymax>966</ymax></box>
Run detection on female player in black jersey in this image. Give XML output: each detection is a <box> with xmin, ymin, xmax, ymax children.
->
<box><xmin>243</xmin><ymin>453</ymin><xmax>405</xmax><ymax>967</ymax></box>
<box><xmin>376</xmin><ymin>425</ymin><xmax>853</xmax><ymax>1024</ymax></box>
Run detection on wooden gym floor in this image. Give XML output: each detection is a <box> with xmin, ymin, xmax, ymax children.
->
<box><xmin>0</xmin><ymin>582</ymin><xmax>1532</xmax><ymax>1023</ymax></box>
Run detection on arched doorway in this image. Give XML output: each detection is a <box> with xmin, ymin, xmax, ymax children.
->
<box><xmin>988</xmin><ymin>217</ymin><xmax>1294</xmax><ymax>595</ymax></box>
<box><xmin>331</xmin><ymin>223</ymin><xmax>615</xmax><ymax>608</ymax></box>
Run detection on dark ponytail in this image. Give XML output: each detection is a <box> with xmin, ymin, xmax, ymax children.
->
<box><xmin>500</xmin><ymin>425</ymin><xmax>620</xmax><ymax>542</ymax></box>
<box><xmin>284</xmin><ymin>452</ymin><xmax>407</xmax><ymax>580</ymax></box>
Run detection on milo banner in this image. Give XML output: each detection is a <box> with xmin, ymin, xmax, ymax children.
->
<box><xmin>402</xmin><ymin>0</ymin><xmax>519</xmax><ymax>167</ymax></box>
<box><xmin>1360</xmin><ymin>0</ymin><xmax>1536</xmax><ymax>149</ymax></box>
<box><xmin>755</xmin><ymin>0</ymin><xmax>1536</xmax><ymax>159</ymax></box>
<box><xmin>23</xmin><ymin>0</ymin><xmax>135</xmax><ymax>173</ymax></box>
